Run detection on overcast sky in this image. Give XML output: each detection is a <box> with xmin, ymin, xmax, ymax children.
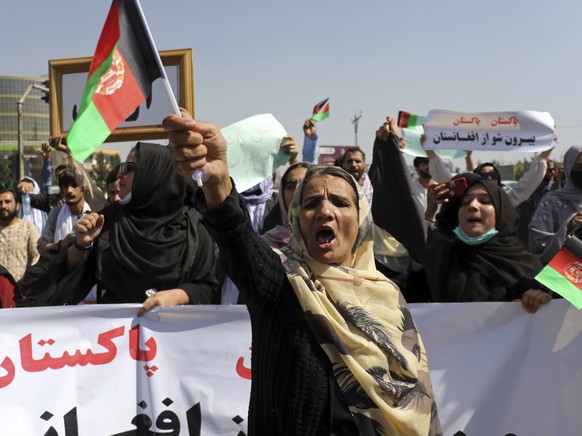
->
<box><xmin>4</xmin><ymin>0</ymin><xmax>582</xmax><ymax>166</ymax></box>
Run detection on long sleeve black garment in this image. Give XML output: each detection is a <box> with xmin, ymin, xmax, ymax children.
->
<box><xmin>19</xmin><ymin>217</ymin><xmax>220</xmax><ymax>306</ymax></box>
<box><xmin>197</xmin><ymin>187</ymin><xmax>343</xmax><ymax>436</ymax></box>
<box><xmin>369</xmin><ymin>133</ymin><xmax>542</xmax><ymax>302</ymax></box>
<box><xmin>369</xmin><ymin>133</ymin><xmax>427</xmax><ymax>264</ymax></box>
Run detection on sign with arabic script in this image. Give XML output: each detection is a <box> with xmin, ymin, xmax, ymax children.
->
<box><xmin>423</xmin><ymin>110</ymin><xmax>555</xmax><ymax>152</ymax></box>
<box><xmin>0</xmin><ymin>305</ymin><xmax>251</xmax><ymax>436</ymax></box>
<box><xmin>2</xmin><ymin>301</ymin><xmax>582</xmax><ymax>435</ymax></box>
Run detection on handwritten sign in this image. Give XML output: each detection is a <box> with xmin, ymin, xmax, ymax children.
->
<box><xmin>423</xmin><ymin>110</ymin><xmax>555</xmax><ymax>152</ymax></box>
<box><xmin>222</xmin><ymin>114</ymin><xmax>289</xmax><ymax>193</ymax></box>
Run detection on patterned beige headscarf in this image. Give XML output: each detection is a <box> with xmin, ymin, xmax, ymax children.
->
<box><xmin>276</xmin><ymin>165</ymin><xmax>442</xmax><ymax>435</ymax></box>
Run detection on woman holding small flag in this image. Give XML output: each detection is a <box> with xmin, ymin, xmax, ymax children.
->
<box><xmin>164</xmin><ymin>110</ymin><xmax>442</xmax><ymax>435</ymax></box>
<box><xmin>370</xmin><ymin>116</ymin><xmax>552</xmax><ymax>313</ymax></box>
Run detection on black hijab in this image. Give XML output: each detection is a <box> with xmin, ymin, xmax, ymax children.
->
<box><xmin>428</xmin><ymin>174</ymin><xmax>542</xmax><ymax>301</ymax></box>
<box><xmin>101</xmin><ymin>142</ymin><xmax>201</xmax><ymax>284</ymax></box>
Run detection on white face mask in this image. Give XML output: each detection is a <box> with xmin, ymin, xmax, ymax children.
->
<box><xmin>119</xmin><ymin>192</ymin><xmax>132</xmax><ymax>205</ymax></box>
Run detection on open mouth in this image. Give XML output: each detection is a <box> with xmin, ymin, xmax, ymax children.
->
<box><xmin>316</xmin><ymin>228</ymin><xmax>335</xmax><ymax>245</ymax></box>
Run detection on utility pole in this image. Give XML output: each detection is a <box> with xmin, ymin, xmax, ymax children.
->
<box><xmin>351</xmin><ymin>111</ymin><xmax>362</xmax><ymax>147</ymax></box>
<box><xmin>16</xmin><ymin>82</ymin><xmax>49</xmax><ymax>180</ymax></box>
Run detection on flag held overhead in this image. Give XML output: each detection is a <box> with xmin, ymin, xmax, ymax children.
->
<box><xmin>312</xmin><ymin>98</ymin><xmax>330</xmax><ymax>122</ymax></box>
<box><xmin>67</xmin><ymin>0</ymin><xmax>166</xmax><ymax>162</ymax></box>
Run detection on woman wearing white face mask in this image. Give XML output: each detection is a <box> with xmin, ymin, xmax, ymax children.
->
<box><xmin>529</xmin><ymin>145</ymin><xmax>582</xmax><ymax>264</ymax></box>
<box><xmin>371</xmin><ymin>116</ymin><xmax>551</xmax><ymax>313</ymax></box>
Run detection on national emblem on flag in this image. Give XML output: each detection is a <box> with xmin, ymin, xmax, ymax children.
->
<box><xmin>312</xmin><ymin>98</ymin><xmax>330</xmax><ymax>122</ymax></box>
<box><xmin>535</xmin><ymin>235</ymin><xmax>582</xmax><ymax>309</ymax></box>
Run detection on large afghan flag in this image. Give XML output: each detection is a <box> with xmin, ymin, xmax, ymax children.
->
<box><xmin>67</xmin><ymin>0</ymin><xmax>164</xmax><ymax>162</ymax></box>
<box><xmin>312</xmin><ymin>98</ymin><xmax>330</xmax><ymax>122</ymax></box>
<box><xmin>535</xmin><ymin>236</ymin><xmax>582</xmax><ymax>309</ymax></box>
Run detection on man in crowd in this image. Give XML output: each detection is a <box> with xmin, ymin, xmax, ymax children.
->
<box><xmin>37</xmin><ymin>169</ymin><xmax>91</xmax><ymax>253</ymax></box>
<box><xmin>0</xmin><ymin>189</ymin><xmax>39</xmax><ymax>286</ymax></box>
<box><xmin>412</xmin><ymin>156</ymin><xmax>434</xmax><ymax>210</ymax></box>
<box><xmin>19</xmin><ymin>136</ymin><xmax>107</xmax><ymax>213</ymax></box>
<box><xmin>105</xmin><ymin>165</ymin><xmax>122</xmax><ymax>204</ymax></box>
<box><xmin>341</xmin><ymin>147</ymin><xmax>373</xmax><ymax>204</ymax></box>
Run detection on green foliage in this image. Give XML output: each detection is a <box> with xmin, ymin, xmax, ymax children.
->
<box><xmin>0</xmin><ymin>158</ymin><xmax>13</xmax><ymax>188</ymax></box>
<box><xmin>90</xmin><ymin>152</ymin><xmax>121</xmax><ymax>192</ymax></box>
<box><xmin>513</xmin><ymin>156</ymin><xmax>535</xmax><ymax>180</ymax></box>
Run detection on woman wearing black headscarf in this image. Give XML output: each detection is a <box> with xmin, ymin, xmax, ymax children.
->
<box><xmin>20</xmin><ymin>143</ymin><xmax>220</xmax><ymax>309</ymax></box>
<box><xmin>370</xmin><ymin>116</ymin><xmax>551</xmax><ymax>313</ymax></box>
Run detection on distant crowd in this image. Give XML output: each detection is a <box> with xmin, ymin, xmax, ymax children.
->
<box><xmin>2</xmin><ymin>111</ymin><xmax>576</xmax><ymax>433</ymax></box>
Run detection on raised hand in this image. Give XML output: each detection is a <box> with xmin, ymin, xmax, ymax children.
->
<box><xmin>303</xmin><ymin>118</ymin><xmax>317</xmax><ymax>140</ymax></box>
<box><xmin>49</xmin><ymin>135</ymin><xmax>70</xmax><ymax>155</ymax></box>
<box><xmin>74</xmin><ymin>212</ymin><xmax>105</xmax><ymax>248</ymax></box>
<box><xmin>280</xmin><ymin>136</ymin><xmax>299</xmax><ymax>164</ymax></box>
<box><xmin>40</xmin><ymin>143</ymin><xmax>51</xmax><ymax>160</ymax></box>
<box><xmin>163</xmin><ymin>109</ymin><xmax>231</xmax><ymax>209</ymax></box>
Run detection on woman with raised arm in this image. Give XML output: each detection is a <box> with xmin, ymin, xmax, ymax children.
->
<box><xmin>163</xmin><ymin>111</ymin><xmax>441</xmax><ymax>436</ymax></box>
<box><xmin>370</xmin><ymin>116</ymin><xmax>551</xmax><ymax>313</ymax></box>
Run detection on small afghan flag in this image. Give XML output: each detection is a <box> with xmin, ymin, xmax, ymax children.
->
<box><xmin>67</xmin><ymin>0</ymin><xmax>165</xmax><ymax>162</ymax></box>
<box><xmin>397</xmin><ymin>111</ymin><xmax>425</xmax><ymax>128</ymax></box>
<box><xmin>312</xmin><ymin>98</ymin><xmax>330</xmax><ymax>122</ymax></box>
<box><xmin>535</xmin><ymin>236</ymin><xmax>582</xmax><ymax>309</ymax></box>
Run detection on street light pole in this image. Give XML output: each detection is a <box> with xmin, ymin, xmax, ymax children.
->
<box><xmin>351</xmin><ymin>111</ymin><xmax>362</xmax><ymax>147</ymax></box>
<box><xmin>16</xmin><ymin>83</ymin><xmax>49</xmax><ymax>181</ymax></box>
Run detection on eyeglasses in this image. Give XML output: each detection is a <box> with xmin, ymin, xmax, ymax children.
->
<box><xmin>119</xmin><ymin>161</ymin><xmax>137</xmax><ymax>177</ymax></box>
<box><xmin>547</xmin><ymin>168</ymin><xmax>557</xmax><ymax>173</ymax></box>
<box><xmin>478</xmin><ymin>171</ymin><xmax>499</xmax><ymax>180</ymax></box>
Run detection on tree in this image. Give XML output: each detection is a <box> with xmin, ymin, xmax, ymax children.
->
<box><xmin>513</xmin><ymin>156</ymin><xmax>535</xmax><ymax>180</ymax></box>
<box><xmin>0</xmin><ymin>154</ymin><xmax>17</xmax><ymax>188</ymax></box>
<box><xmin>90</xmin><ymin>152</ymin><xmax>121</xmax><ymax>192</ymax></box>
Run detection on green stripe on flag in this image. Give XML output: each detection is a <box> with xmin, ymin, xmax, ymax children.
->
<box><xmin>67</xmin><ymin>101</ymin><xmax>112</xmax><ymax>162</ymax></box>
<box><xmin>77</xmin><ymin>48</ymin><xmax>117</xmax><ymax>115</ymax></box>
<box><xmin>408</xmin><ymin>114</ymin><xmax>420</xmax><ymax>128</ymax></box>
<box><xmin>535</xmin><ymin>266</ymin><xmax>582</xmax><ymax>309</ymax></box>
<box><xmin>313</xmin><ymin>112</ymin><xmax>329</xmax><ymax>122</ymax></box>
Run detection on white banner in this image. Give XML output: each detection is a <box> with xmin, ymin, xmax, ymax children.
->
<box><xmin>0</xmin><ymin>305</ymin><xmax>252</xmax><ymax>436</ymax></box>
<box><xmin>0</xmin><ymin>300</ymin><xmax>580</xmax><ymax>435</ymax></box>
<box><xmin>423</xmin><ymin>109</ymin><xmax>555</xmax><ymax>152</ymax></box>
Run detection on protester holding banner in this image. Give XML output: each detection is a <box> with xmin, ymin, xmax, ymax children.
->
<box><xmin>164</xmin><ymin>111</ymin><xmax>442</xmax><ymax>435</ymax></box>
<box><xmin>19</xmin><ymin>142</ymin><xmax>221</xmax><ymax>308</ymax></box>
<box><xmin>426</xmin><ymin>148</ymin><xmax>552</xmax><ymax>207</ymax></box>
<box><xmin>529</xmin><ymin>145</ymin><xmax>582</xmax><ymax>264</ymax></box>
<box><xmin>371</xmin><ymin>116</ymin><xmax>551</xmax><ymax>312</ymax></box>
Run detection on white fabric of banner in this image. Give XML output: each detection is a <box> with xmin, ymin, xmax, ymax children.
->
<box><xmin>0</xmin><ymin>300</ymin><xmax>580</xmax><ymax>435</ymax></box>
<box><xmin>423</xmin><ymin>109</ymin><xmax>555</xmax><ymax>153</ymax></box>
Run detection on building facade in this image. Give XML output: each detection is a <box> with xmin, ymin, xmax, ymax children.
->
<box><xmin>0</xmin><ymin>75</ymin><xmax>121</xmax><ymax>190</ymax></box>
<box><xmin>0</xmin><ymin>75</ymin><xmax>50</xmax><ymax>184</ymax></box>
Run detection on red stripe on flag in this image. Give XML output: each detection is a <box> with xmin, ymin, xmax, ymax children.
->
<box><xmin>398</xmin><ymin>111</ymin><xmax>410</xmax><ymax>128</ymax></box>
<box><xmin>89</xmin><ymin>0</ymin><xmax>121</xmax><ymax>76</ymax></box>
<box><xmin>92</xmin><ymin>50</ymin><xmax>145</xmax><ymax>131</ymax></box>
<box><xmin>313</xmin><ymin>98</ymin><xmax>330</xmax><ymax>114</ymax></box>
<box><xmin>547</xmin><ymin>247</ymin><xmax>582</xmax><ymax>292</ymax></box>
